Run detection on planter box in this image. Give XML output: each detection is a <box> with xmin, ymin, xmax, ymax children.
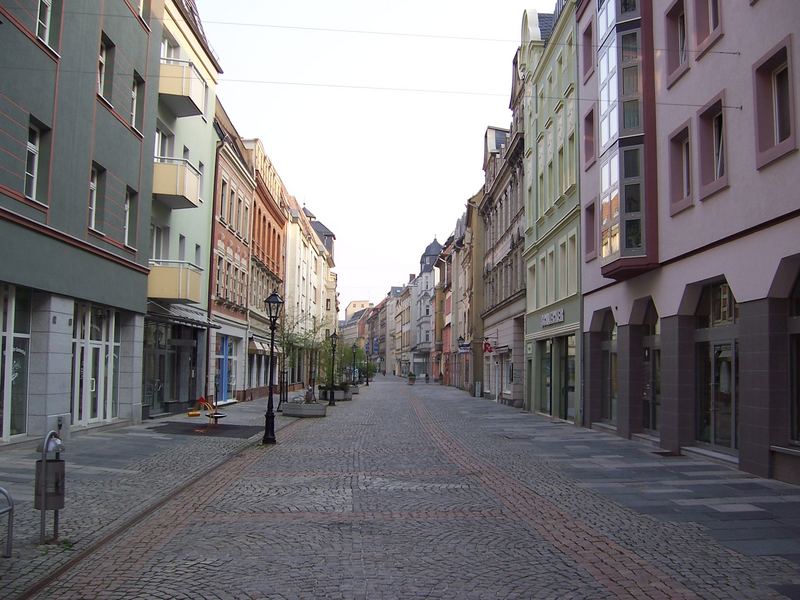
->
<box><xmin>281</xmin><ymin>403</ymin><xmax>327</xmax><ymax>418</ymax></box>
<box><xmin>351</xmin><ymin>385</ymin><xmax>359</xmax><ymax>395</ymax></box>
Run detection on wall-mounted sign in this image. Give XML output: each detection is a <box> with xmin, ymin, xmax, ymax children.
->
<box><xmin>540</xmin><ymin>308</ymin><xmax>565</xmax><ymax>327</ymax></box>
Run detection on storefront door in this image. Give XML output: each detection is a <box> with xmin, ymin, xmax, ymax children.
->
<box><xmin>697</xmin><ymin>342</ymin><xmax>737</xmax><ymax>450</ymax></box>
<box><xmin>72</xmin><ymin>305</ymin><xmax>119</xmax><ymax>426</ymax></box>
<box><xmin>642</xmin><ymin>348</ymin><xmax>661</xmax><ymax>431</ymax></box>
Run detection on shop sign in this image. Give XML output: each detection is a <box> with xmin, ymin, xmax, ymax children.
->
<box><xmin>540</xmin><ymin>308</ymin><xmax>565</xmax><ymax>327</ymax></box>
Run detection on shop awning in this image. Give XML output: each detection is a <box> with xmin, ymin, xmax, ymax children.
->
<box><xmin>248</xmin><ymin>339</ymin><xmax>266</xmax><ymax>354</ymax></box>
<box><xmin>146</xmin><ymin>301</ymin><xmax>221</xmax><ymax>329</ymax></box>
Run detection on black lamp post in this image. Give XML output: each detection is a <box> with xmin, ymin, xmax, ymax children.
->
<box><xmin>365</xmin><ymin>351</ymin><xmax>370</xmax><ymax>386</ymax></box>
<box><xmin>328</xmin><ymin>331</ymin><xmax>338</xmax><ymax>406</ymax></box>
<box><xmin>262</xmin><ymin>291</ymin><xmax>283</xmax><ymax>445</ymax></box>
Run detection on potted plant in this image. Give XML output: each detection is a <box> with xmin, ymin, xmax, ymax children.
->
<box><xmin>407</xmin><ymin>372</ymin><xmax>416</xmax><ymax>385</ymax></box>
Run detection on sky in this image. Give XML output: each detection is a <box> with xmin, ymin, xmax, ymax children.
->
<box><xmin>193</xmin><ymin>0</ymin><xmax>557</xmax><ymax>317</ymax></box>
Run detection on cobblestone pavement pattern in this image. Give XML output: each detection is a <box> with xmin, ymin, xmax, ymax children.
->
<box><xmin>5</xmin><ymin>379</ymin><xmax>800</xmax><ymax>599</ymax></box>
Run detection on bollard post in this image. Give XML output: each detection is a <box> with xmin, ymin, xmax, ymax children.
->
<box><xmin>0</xmin><ymin>487</ymin><xmax>13</xmax><ymax>558</ymax></box>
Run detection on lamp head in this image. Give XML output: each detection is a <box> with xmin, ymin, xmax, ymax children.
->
<box><xmin>264</xmin><ymin>291</ymin><xmax>284</xmax><ymax>322</ymax></box>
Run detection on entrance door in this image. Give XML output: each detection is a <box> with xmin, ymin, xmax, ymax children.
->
<box><xmin>71</xmin><ymin>306</ymin><xmax>117</xmax><ymax>426</ymax></box>
<box><xmin>642</xmin><ymin>348</ymin><xmax>661</xmax><ymax>431</ymax></box>
<box><xmin>697</xmin><ymin>342</ymin><xmax>737</xmax><ymax>450</ymax></box>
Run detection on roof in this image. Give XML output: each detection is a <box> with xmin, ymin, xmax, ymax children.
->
<box><xmin>538</xmin><ymin>12</ymin><xmax>555</xmax><ymax>42</ymax></box>
<box><xmin>311</xmin><ymin>220</ymin><xmax>335</xmax><ymax>239</ymax></box>
<box><xmin>174</xmin><ymin>0</ymin><xmax>223</xmax><ymax>73</ymax></box>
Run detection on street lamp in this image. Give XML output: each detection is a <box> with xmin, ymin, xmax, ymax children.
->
<box><xmin>365</xmin><ymin>351</ymin><xmax>370</xmax><ymax>386</ymax></box>
<box><xmin>352</xmin><ymin>343</ymin><xmax>357</xmax><ymax>384</ymax></box>
<box><xmin>262</xmin><ymin>291</ymin><xmax>283</xmax><ymax>445</ymax></box>
<box><xmin>328</xmin><ymin>331</ymin><xmax>338</xmax><ymax>406</ymax></box>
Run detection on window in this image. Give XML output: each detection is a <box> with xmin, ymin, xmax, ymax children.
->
<box><xmin>150</xmin><ymin>224</ymin><xmax>165</xmax><ymax>260</ymax></box>
<box><xmin>88</xmin><ymin>167</ymin><xmax>105</xmax><ymax>231</ymax></box>
<box><xmin>582</xmin><ymin>20</ymin><xmax>594</xmax><ymax>81</ymax></box>
<box><xmin>124</xmin><ymin>189</ymin><xmax>137</xmax><ymax>247</ymax></box>
<box><xmin>219</xmin><ymin>179</ymin><xmax>227</xmax><ymax>221</ymax></box>
<box><xmin>666</xmin><ymin>0</ymin><xmax>689</xmax><ymax>86</ymax></box>
<box><xmin>37</xmin><ymin>0</ymin><xmax>52</xmax><ymax>43</ymax></box>
<box><xmin>620</xmin><ymin>0</ymin><xmax>636</xmax><ymax>14</ymax></box>
<box><xmin>669</xmin><ymin>122</ymin><xmax>693</xmax><ymax>214</ymax></box>
<box><xmin>25</xmin><ymin>127</ymin><xmax>40</xmax><ymax>200</ymax></box>
<box><xmin>619</xmin><ymin>32</ymin><xmax>641</xmax><ymax>134</ymax></box>
<box><xmin>130</xmin><ymin>73</ymin><xmax>144</xmax><ymax>131</ymax></box>
<box><xmin>237</xmin><ymin>197</ymin><xmax>243</xmax><ymax>234</ymax></box>
<box><xmin>693</xmin><ymin>0</ymin><xmax>722</xmax><ymax>58</ymax></box>
<box><xmin>753</xmin><ymin>38</ymin><xmax>796</xmax><ymax>169</ymax></box>
<box><xmin>195</xmin><ymin>244</ymin><xmax>201</xmax><ymax>268</ymax></box>
<box><xmin>598</xmin><ymin>36</ymin><xmax>618</xmax><ymax>148</ymax></box>
<box><xmin>198</xmin><ymin>162</ymin><xmax>204</xmax><ymax>202</ymax></box>
<box><xmin>228</xmin><ymin>187</ymin><xmax>235</xmax><ymax>223</ymax></box>
<box><xmin>599</xmin><ymin>152</ymin><xmax>620</xmax><ymax>262</ymax></box>
<box><xmin>584</xmin><ymin>200</ymin><xmax>597</xmax><ymax>261</ymax></box>
<box><xmin>243</xmin><ymin>205</ymin><xmax>249</xmax><ymax>241</ymax></box>
<box><xmin>558</xmin><ymin>241</ymin><xmax>567</xmax><ymax>299</ymax></box>
<box><xmin>154</xmin><ymin>126</ymin><xmax>173</xmax><ymax>158</ymax></box>
<box><xmin>546</xmin><ymin>249</ymin><xmax>555</xmax><ymax>305</ymax></box>
<box><xmin>697</xmin><ymin>93</ymin><xmax>728</xmax><ymax>200</ymax></box>
<box><xmin>178</xmin><ymin>234</ymin><xmax>186</xmax><ymax>261</ymax></box>
<box><xmin>97</xmin><ymin>36</ymin><xmax>114</xmax><ymax>100</ymax></box>
<box><xmin>583</xmin><ymin>107</ymin><xmax>596</xmax><ymax>168</ymax></box>
<box><xmin>215</xmin><ymin>255</ymin><xmax>223</xmax><ymax>297</ymax></box>
<box><xmin>621</xmin><ymin>147</ymin><xmax>643</xmax><ymax>253</ymax></box>
<box><xmin>567</xmin><ymin>234</ymin><xmax>577</xmax><ymax>295</ymax></box>
<box><xmin>597</xmin><ymin>0</ymin><xmax>616</xmax><ymax>44</ymax></box>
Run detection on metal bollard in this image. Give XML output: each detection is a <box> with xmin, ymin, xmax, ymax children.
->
<box><xmin>0</xmin><ymin>487</ymin><xmax>13</xmax><ymax>558</ymax></box>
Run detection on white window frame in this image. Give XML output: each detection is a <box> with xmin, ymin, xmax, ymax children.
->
<box><xmin>600</xmin><ymin>151</ymin><xmax>620</xmax><ymax>261</ymax></box>
<box><xmin>773</xmin><ymin>62</ymin><xmax>790</xmax><ymax>144</ymax></box>
<box><xmin>98</xmin><ymin>43</ymin><xmax>106</xmax><ymax>96</ymax></box>
<box><xmin>712</xmin><ymin>111</ymin><xmax>725</xmax><ymax>180</ymax></box>
<box><xmin>25</xmin><ymin>126</ymin><xmax>40</xmax><ymax>200</ymax></box>
<box><xmin>130</xmin><ymin>79</ymin><xmax>138</xmax><ymax>127</ymax></box>
<box><xmin>677</xmin><ymin>11</ymin><xmax>687</xmax><ymax>65</ymax></box>
<box><xmin>37</xmin><ymin>0</ymin><xmax>52</xmax><ymax>44</ymax></box>
<box><xmin>598</xmin><ymin>37</ymin><xmax>619</xmax><ymax>148</ymax></box>
<box><xmin>88</xmin><ymin>168</ymin><xmax>98</xmax><ymax>230</ymax></box>
<box><xmin>123</xmin><ymin>191</ymin><xmax>131</xmax><ymax>246</ymax></box>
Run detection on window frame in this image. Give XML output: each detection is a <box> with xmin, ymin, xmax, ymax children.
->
<box><xmin>583</xmin><ymin>105</ymin><xmax>596</xmax><ymax>170</ymax></box>
<box><xmin>88</xmin><ymin>168</ymin><xmax>98</xmax><ymax>231</ymax></box>
<box><xmin>752</xmin><ymin>35</ymin><xmax>796</xmax><ymax>170</ymax></box>
<box><xmin>584</xmin><ymin>198</ymin><xmax>597</xmax><ymax>262</ymax></box>
<box><xmin>599</xmin><ymin>150</ymin><xmax>620</xmax><ymax>264</ymax></box>
<box><xmin>25</xmin><ymin>126</ymin><xmax>40</xmax><ymax>201</ymax></box>
<box><xmin>693</xmin><ymin>0</ymin><xmax>723</xmax><ymax>60</ymax></box>
<box><xmin>669</xmin><ymin>120</ymin><xmax>694</xmax><ymax>216</ymax></box>
<box><xmin>37</xmin><ymin>0</ymin><xmax>52</xmax><ymax>44</ymax></box>
<box><xmin>697</xmin><ymin>91</ymin><xmax>728</xmax><ymax>201</ymax></box>
<box><xmin>665</xmin><ymin>0</ymin><xmax>690</xmax><ymax>88</ymax></box>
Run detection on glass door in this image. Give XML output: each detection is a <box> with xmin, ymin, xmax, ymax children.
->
<box><xmin>642</xmin><ymin>348</ymin><xmax>661</xmax><ymax>431</ymax></box>
<box><xmin>696</xmin><ymin>342</ymin><xmax>737</xmax><ymax>450</ymax></box>
<box><xmin>71</xmin><ymin>305</ymin><xmax>117</xmax><ymax>426</ymax></box>
<box><xmin>562</xmin><ymin>335</ymin><xmax>576</xmax><ymax>421</ymax></box>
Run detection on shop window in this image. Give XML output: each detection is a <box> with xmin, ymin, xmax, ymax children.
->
<box><xmin>0</xmin><ymin>285</ymin><xmax>31</xmax><ymax>438</ymax></box>
<box><xmin>753</xmin><ymin>37</ymin><xmax>796</xmax><ymax>169</ymax></box>
<box><xmin>696</xmin><ymin>281</ymin><xmax>738</xmax><ymax>329</ymax></box>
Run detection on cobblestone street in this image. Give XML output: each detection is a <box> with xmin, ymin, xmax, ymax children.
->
<box><xmin>4</xmin><ymin>378</ymin><xmax>800</xmax><ymax>599</ymax></box>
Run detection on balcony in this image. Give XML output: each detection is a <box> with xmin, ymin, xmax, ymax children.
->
<box><xmin>158</xmin><ymin>58</ymin><xmax>206</xmax><ymax>117</ymax></box>
<box><xmin>153</xmin><ymin>157</ymin><xmax>200</xmax><ymax>209</ymax></box>
<box><xmin>148</xmin><ymin>260</ymin><xmax>203</xmax><ymax>304</ymax></box>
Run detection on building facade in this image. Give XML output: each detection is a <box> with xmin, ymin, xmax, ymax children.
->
<box><xmin>243</xmin><ymin>138</ymin><xmax>288</xmax><ymax>401</ymax></box>
<box><xmin>0</xmin><ymin>0</ymin><xmax>159</xmax><ymax>440</ymax></box>
<box><xmin>480</xmin><ymin>122</ymin><xmax>526</xmax><ymax>406</ymax></box>
<box><xmin>578</xmin><ymin>0</ymin><xmax>800</xmax><ymax>483</ymax></box>
<box><xmin>207</xmin><ymin>101</ymin><xmax>253</xmax><ymax>405</ymax></box>
<box><xmin>144</xmin><ymin>0</ymin><xmax>222</xmax><ymax>417</ymax></box>
<box><xmin>411</xmin><ymin>239</ymin><xmax>441</xmax><ymax>377</ymax></box>
<box><xmin>522</xmin><ymin>3</ymin><xmax>582</xmax><ymax>422</ymax></box>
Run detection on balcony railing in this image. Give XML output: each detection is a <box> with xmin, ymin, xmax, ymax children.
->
<box><xmin>158</xmin><ymin>58</ymin><xmax>206</xmax><ymax>117</ymax></box>
<box><xmin>147</xmin><ymin>260</ymin><xmax>203</xmax><ymax>304</ymax></box>
<box><xmin>153</xmin><ymin>157</ymin><xmax>201</xmax><ymax>209</ymax></box>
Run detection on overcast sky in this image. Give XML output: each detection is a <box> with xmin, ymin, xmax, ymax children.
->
<box><xmin>194</xmin><ymin>0</ymin><xmax>556</xmax><ymax>317</ymax></box>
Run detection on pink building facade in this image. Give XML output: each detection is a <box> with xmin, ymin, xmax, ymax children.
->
<box><xmin>578</xmin><ymin>0</ymin><xmax>800</xmax><ymax>482</ymax></box>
